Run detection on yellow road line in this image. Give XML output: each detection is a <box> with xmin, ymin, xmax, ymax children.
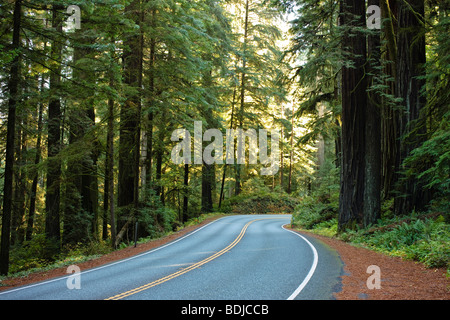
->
<box><xmin>105</xmin><ymin>218</ymin><xmax>281</xmax><ymax>300</ymax></box>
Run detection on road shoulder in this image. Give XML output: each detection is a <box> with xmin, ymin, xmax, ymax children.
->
<box><xmin>290</xmin><ymin>228</ymin><xmax>449</xmax><ymax>300</ymax></box>
<box><xmin>0</xmin><ymin>215</ymin><xmax>224</xmax><ymax>292</ymax></box>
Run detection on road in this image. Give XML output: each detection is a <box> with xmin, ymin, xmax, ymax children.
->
<box><xmin>0</xmin><ymin>214</ymin><xmax>343</xmax><ymax>300</ymax></box>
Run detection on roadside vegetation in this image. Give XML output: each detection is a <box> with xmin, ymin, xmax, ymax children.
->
<box><xmin>220</xmin><ymin>178</ymin><xmax>299</xmax><ymax>214</ymax></box>
<box><xmin>291</xmin><ymin>160</ymin><xmax>449</xmax><ymax>271</ymax></box>
<box><xmin>1</xmin><ymin>212</ymin><xmax>222</xmax><ymax>280</ymax></box>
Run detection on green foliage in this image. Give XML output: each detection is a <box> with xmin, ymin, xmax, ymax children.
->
<box><xmin>403</xmin><ymin>110</ymin><xmax>450</xmax><ymax>213</ymax></box>
<box><xmin>182</xmin><ymin>212</ymin><xmax>223</xmax><ymax>229</ymax></box>
<box><xmin>221</xmin><ymin>177</ymin><xmax>299</xmax><ymax>214</ymax></box>
<box><xmin>291</xmin><ymin>156</ymin><xmax>339</xmax><ymax>230</ymax></box>
<box><xmin>8</xmin><ymin>234</ymin><xmax>57</xmax><ymax>274</ymax></box>
<box><xmin>6</xmin><ymin>235</ymin><xmax>112</xmax><ymax>277</ymax></box>
<box><xmin>137</xmin><ymin>204</ymin><xmax>178</xmax><ymax>239</ymax></box>
<box><xmin>341</xmin><ymin>215</ymin><xmax>450</xmax><ymax>269</ymax></box>
<box><xmin>291</xmin><ymin>196</ymin><xmax>337</xmax><ymax>229</ymax></box>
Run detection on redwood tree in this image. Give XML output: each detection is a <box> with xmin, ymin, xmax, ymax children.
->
<box><xmin>393</xmin><ymin>0</ymin><xmax>428</xmax><ymax>215</ymax></box>
<box><xmin>117</xmin><ymin>0</ymin><xmax>143</xmax><ymax>238</ymax></box>
<box><xmin>45</xmin><ymin>4</ymin><xmax>64</xmax><ymax>249</ymax></box>
<box><xmin>338</xmin><ymin>0</ymin><xmax>367</xmax><ymax>230</ymax></box>
<box><xmin>0</xmin><ymin>0</ymin><xmax>22</xmax><ymax>275</ymax></box>
<box><xmin>364</xmin><ymin>0</ymin><xmax>382</xmax><ymax>227</ymax></box>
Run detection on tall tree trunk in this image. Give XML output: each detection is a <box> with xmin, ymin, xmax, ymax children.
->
<box><xmin>155</xmin><ymin>149</ymin><xmax>163</xmax><ymax>201</ymax></box>
<box><xmin>0</xmin><ymin>0</ymin><xmax>22</xmax><ymax>275</ymax></box>
<box><xmin>144</xmin><ymin>9</ymin><xmax>156</xmax><ymax>197</ymax></box>
<box><xmin>11</xmin><ymin>112</ymin><xmax>27</xmax><ymax>245</ymax></box>
<box><xmin>236</xmin><ymin>0</ymin><xmax>250</xmax><ymax>196</ymax></box>
<box><xmin>380</xmin><ymin>0</ymin><xmax>399</xmax><ymax>199</ymax></box>
<box><xmin>280</xmin><ymin>105</ymin><xmax>284</xmax><ymax>190</ymax></box>
<box><xmin>107</xmin><ymin>85</ymin><xmax>116</xmax><ymax>247</ymax></box>
<box><xmin>338</xmin><ymin>0</ymin><xmax>367</xmax><ymax>231</ymax></box>
<box><xmin>45</xmin><ymin>4</ymin><xmax>63</xmax><ymax>249</ymax></box>
<box><xmin>394</xmin><ymin>0</ymin><xmax>428</xmax><ymax>215</ymax></box>
<box><xmin>364</xmin><ymin>0</ymin><xmax>382</xmax><ymax>227</ymax></box>
<box><xmin>287</xmin><ymin>106</ymin><xmax>294</xmax><ymax>194</ymax></box>
<box><xmin>219</xmin><ymin>86</ymin><xmax>237</xmax><ymax>209</ymax></box>
<box><xmin>155</xmin><ymin>108</ymin><xmax>166</xmax><ymax>205</ymax></box>
<box><xmin>27</xmin><ymin>74</ymin><xmax>45</xmax><ymax>241</ymax></box>
<box><xmin>201</xmin><ymin>160</ymin><xmax>214</xmax><ymax>213</ymax></box>
<box><xmin>106</xmin><ymin>46</ymin><xmax>116</xmax><ymax>246</ymax></box>
<box><xmin>201</xmin><ymin>62</ymin><xmax>215</xmax><ymax>213</ymax></box>
<box><xmin>183</xmin><ymin>163</ymin><xmax>189</xmax><ymax>222</ymax></box>
<box><xmin>64</xmin><ymin>29</ymin><xmax>98</xmax><ymax>245</ymax></box>
<box><xmin>118</xmin><ymin>0</ymin><xmax>143</xmax><ymax>238</ymax></box>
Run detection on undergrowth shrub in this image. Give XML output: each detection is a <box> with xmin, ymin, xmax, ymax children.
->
<box><xmin>220</xmin><ymin>177</ymin><xmax>299</xmax><ymax>214</ymax></box>
<box><xmin>291</xmin><ymin>196</ymin><xmax>337</xmax><ymax>229</ymax></box>
<box><xmin>342</xmin><ymin>214</ymin><xmax>449</xmax><ymax>269</ymax></box>
<box><xmin>9</xmin><ymin>234</ymin><xmax>58</xmax><ymax>273</ymax></box>
<box><xmin>221</xmin><ymin>190</ymin><xmax>299</xmax><ymax>214</ymax></box>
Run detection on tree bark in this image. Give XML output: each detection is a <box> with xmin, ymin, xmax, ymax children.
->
<box><xmin>106</xmin><ymin>46</ymin><xmax>116</xmax><ymax>246</ymax></box>
<box><xmin>27</xmin><ymin>75</ymin><xmax>44</xmax><ymax>241</ymax></box>
<box><xmin>236</xmin><ymin>0</ymin><xmax>250</xmax><ymax>196</ymax></box>
<box><xmin>394</xmin><ymin>0</ymin><xmax>428</xmax><ymax>215</ymax></box>
<box><xmin>0</xmin><ymin>0</ymin><xmax>22</xmax><ymax>275</ymax></box>
<box><xmin>45</xmin><ymin>4</ymin><xmax>64</xmax><ymax>249</ymax></box>
<box><xmin>338</xmin><ymin>0</ymin><xmax>367</xmax><ymax>231</ymax></box>
<box><xmin>219</xmin><ymin>86</ymin><xmax>237</xmax><ymax>209</ymax></box>
<box><xmin>63</xmin><ymin>26</ymin><xmax>99</xmax><ymax>245</ymax></box>
<box><xmin>364</xmin><ymin>0</ymin><xmax>382</xmax><ymax>227</ymax></box>
<box><xmin>144</xmin><ymin>8</ymin><xmax>156</xmax><ymax>197</ymax></box>
<box><xmin>287</xmin><ymin>106</ymin><xmax>294</xmax><ymax>194</ymax></box>
<box><xmin>201</xmin><ymin>62</ymin><xmax>215</xmax><ymax>213</ymax></box>
<box><xmin>118</xmin><ymin>0</ymin><xmax>143</xmax><ymax>238</ymax></box>
<box><xmin>380</xmin><ymin>0</ymin><xmax>399</xmax><ymax>198</ymax></box>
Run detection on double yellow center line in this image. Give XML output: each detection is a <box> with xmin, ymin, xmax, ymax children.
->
<box><xmin>106</xmin><ymin>218</ymin><xmax>274</xmax><ymax>300</ymax></box>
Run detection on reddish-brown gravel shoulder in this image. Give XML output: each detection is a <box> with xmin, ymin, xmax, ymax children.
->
<box><xmin>294</xmin><ymin>229</ymin><xmax>449</xmax><ymax>300</ymax></box>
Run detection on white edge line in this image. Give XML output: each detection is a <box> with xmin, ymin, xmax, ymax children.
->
<box><xmin>0</xmin><ymin>216</ymin><xmax>225</xmax><ymax>296</ymax></box>
<box><xmin>282</xmin><ymin>224</ymin><xmax>319</xmax><ymax>300</ymax></box>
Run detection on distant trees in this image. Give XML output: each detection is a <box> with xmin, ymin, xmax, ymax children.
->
<box><xmin>0</xmin><ymin>0</ymin><xmax>290</xmax><ymax>274</ymax></box>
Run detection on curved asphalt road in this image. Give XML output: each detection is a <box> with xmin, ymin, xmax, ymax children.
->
<box><xmin>0</xmin><ymin>214</ymin><xmax>343</xmax><ymax>300</ymax></box>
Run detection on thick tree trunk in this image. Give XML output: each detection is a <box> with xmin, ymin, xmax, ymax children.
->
<box><xmin>0</xmin><ymin>0</ymin><xmax>22</xmax><ymax>275</ymax></box>
<box><xmin>144</xmin><ymin>10</ymin><xmax>156</xmax><ymax>196</ymax></box>
<box><xmin>201</xmin><ymin>63</ymin><xmax>215</xmax><ymax>213</ymax></box>
<box><xmin>364</xmin><ymin>0</ymin><xmax>382</xmax><ymax>227</ymax></box>
<box><xmin>118</xmin><ymin>0</ymin><xmax>143</xmax><ymax>238</ymax></box>
<box><xmin>338</xmin><ymin>0</ymin><xmax>367</xmax><ymax>231</ymax></box>
<box><xmin>394</xmin><ymin>0</ymin><xmax>428</xmax><ymax>215</ymax></box>
<box><xmin>380</xmin><ymin>0</ymin><xmax>399</xmax><ymax>199</ymax></box>
<box><xmin>201</xmin><ymin>162</ymin><xmax>214</xmax><ymax>213</ymax></box>
<box><xmin>63</xmin><ymin>29</ymin><xmax>98</xmax><ymax>245</ymax></box>
<box><xmin>106</xmin><ymin>50</ymin><xmax>116</xmax><ymax>246</ymax></box>
<box><xmin>45</xmin><ymin>4</ymin><xmax>63</xmax><ymax>249</ymax></box>
<box><xmin>27</xmin><ymin>75</ymin><xmax>44</xmax><ymax>241</ymax></box>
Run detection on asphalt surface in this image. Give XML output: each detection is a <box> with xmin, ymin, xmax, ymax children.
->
<box><xmin>0</xmin><ymin>214</ymin><xmax>343</xmax><ymax>300</ymax></box>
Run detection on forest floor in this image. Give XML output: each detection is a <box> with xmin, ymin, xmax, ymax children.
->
<box><xmin>295</xmin><ymin>229</ymin><xmax>449</xmax><ymax>300</ymax></box>
<box><xmin>0</xmin><ymin>214</ymin><xmax>448</xmax><ymax>300</ymax></box>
